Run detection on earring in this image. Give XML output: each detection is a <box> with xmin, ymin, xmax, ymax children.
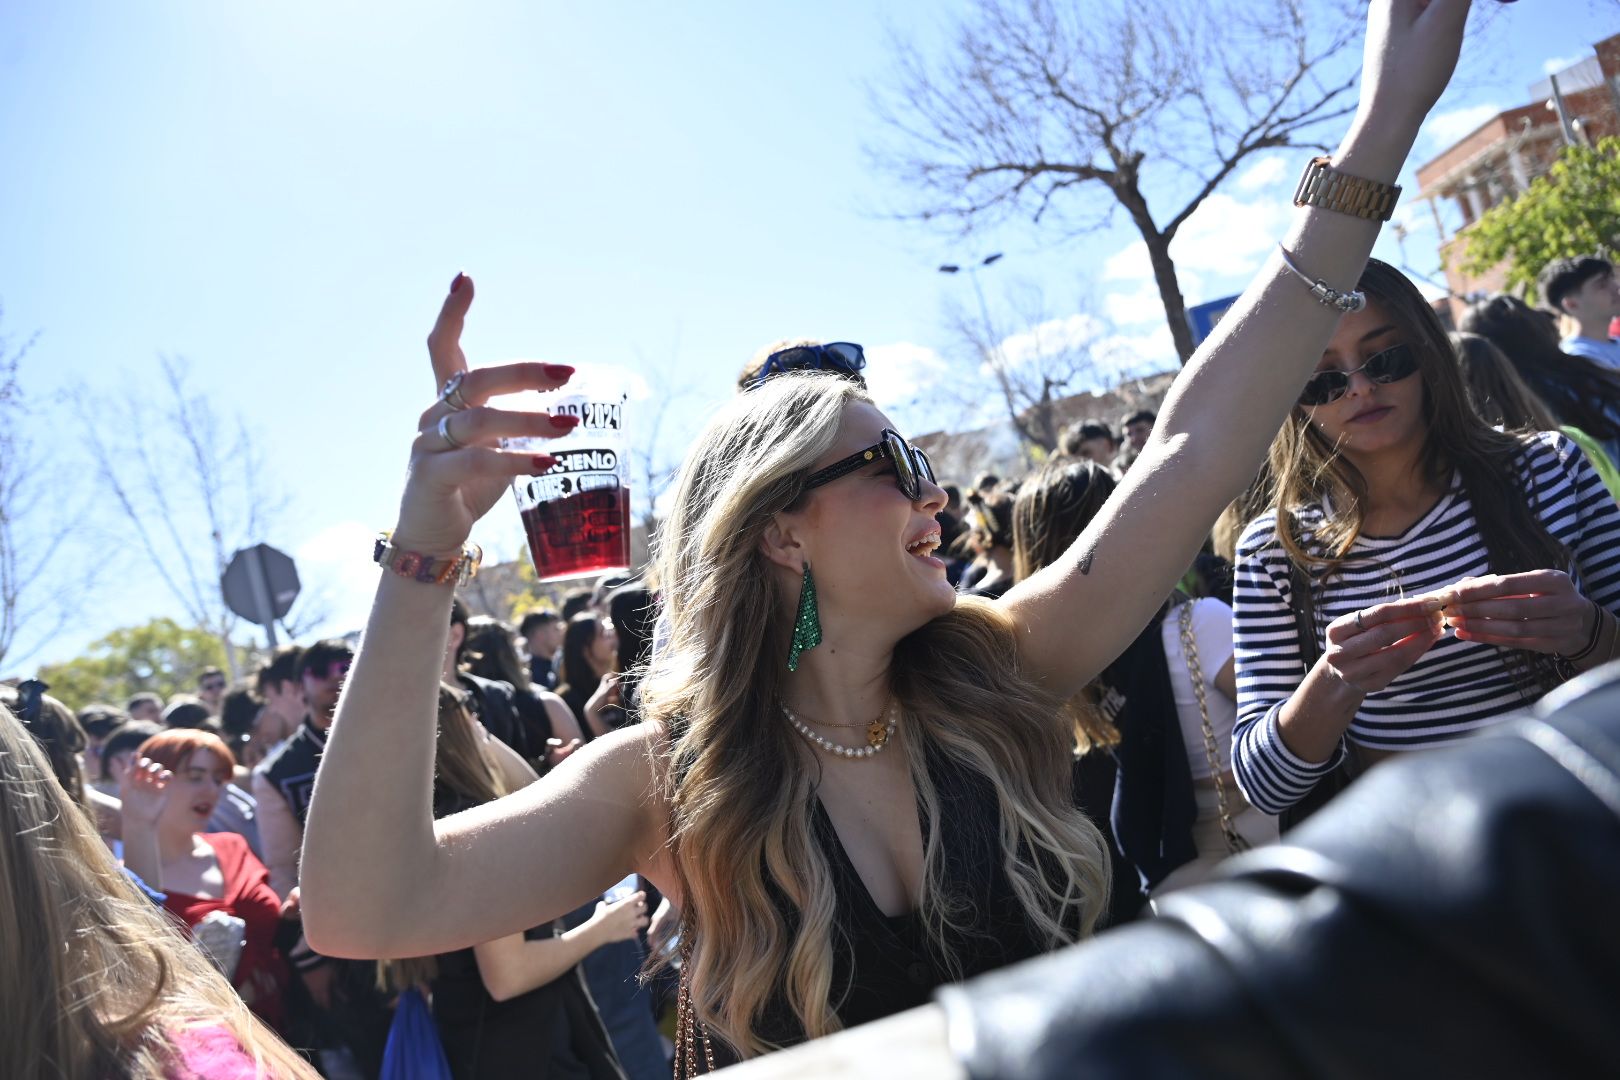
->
<box><xmin>787</xmin><ymin>562</ymin><xmax>823</xmax><ymax>672</ymax></box>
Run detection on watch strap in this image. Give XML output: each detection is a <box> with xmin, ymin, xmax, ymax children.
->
<box><xmin>1293</xmin><ymin>156</ymin><xmax>1401</xmax><ymax>222</ymax></box>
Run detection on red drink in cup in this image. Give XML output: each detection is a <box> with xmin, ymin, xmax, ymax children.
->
<box><xmin>500</xmin><ymin>367</ymin><xmax>632</xmax><ymax>582</ymax></box>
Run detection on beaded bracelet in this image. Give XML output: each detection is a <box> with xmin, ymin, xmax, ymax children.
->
<box><xmin>373</xmin><ymin>532</ymin><xmax>483</xmax><ymax>586</ymax></box>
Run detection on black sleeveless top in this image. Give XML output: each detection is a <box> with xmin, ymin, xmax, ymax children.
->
<box><xmin>721</xmin><ymin>747</ymin><xmax>1066</xmax><ymax>1060</ymax></box>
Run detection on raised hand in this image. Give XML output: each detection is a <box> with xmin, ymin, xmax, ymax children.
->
<box><xmin>118</xmin><ymin>756</ymin><xmax>173</xmax><ymax>829</ymax></box>
<box><xmin>394</xmin><ymin>273</ymin><xmax>581</xmax><ymax>555</ymax></box>
<box><xmin>1321</xmin><ymin>594</ymin><xmax>1447</xmax><ymax>695</ymax></box>
<box><xmin>588</xmin><ymin>890</ymin><xmax>650</xmax><ymax>946</ymax></box>
<box><xmin>1438</xmin><ymin>571</ymin><xmax>1600</xmax><ymax>656</ymax></box>
<box><xmin>1356</xmin><ymin>0</ymin><xmax>1473</xmax><ymax>128</ymax></box>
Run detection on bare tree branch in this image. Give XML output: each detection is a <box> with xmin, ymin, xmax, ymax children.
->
<box><xmin>870</xmin><ymin>0</ymin><xmax>1365</xmax><ymax>363</ymax></box>
<box><xmin>72</xmin><ymin>358</ymin><xmax>313</xmax><ymax>673</ymax></box>
<box><xmin>0</xmin><ymin>307</ymin><xmax>102</xmax><ymax>673</ymax></box>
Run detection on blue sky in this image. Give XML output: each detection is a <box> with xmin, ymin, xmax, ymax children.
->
<box><xmin>1</xmin><ymin>0</ymin><xmax>1611</xmax><ymax>673</ymax></box>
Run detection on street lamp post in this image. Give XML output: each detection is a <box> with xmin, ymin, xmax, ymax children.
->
<box><xmin>938</xmin><ymin>253</ymin><xmax>1005</xmax><ymax>345</ymax></box>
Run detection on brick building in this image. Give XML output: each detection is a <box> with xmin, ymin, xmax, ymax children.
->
<box><xmin>1415</xmin><ymin>33</ymin><xmax>1620</xmax><ymax>320</ymax></box>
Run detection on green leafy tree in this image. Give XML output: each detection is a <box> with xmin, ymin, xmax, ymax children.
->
<box><xmin>39</xmin><ymin>617</ymin><xmax>232</xmax><ymax>711</ymax></box>
<box><xmin>1460</xmin><ymin>137</ymin><xmax>1620</xmax><ymax>299</ymax></box>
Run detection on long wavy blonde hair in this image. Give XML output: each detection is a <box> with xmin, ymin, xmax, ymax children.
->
<box><xmin>0</xmin><ymin>704</ymin><xmax>315</xmax><ymax>1080</ymax></box>
<box><xmin>640</xmin><ymin>373</ymin><xmax>1109</xmax><ymax>1058</ymax></box>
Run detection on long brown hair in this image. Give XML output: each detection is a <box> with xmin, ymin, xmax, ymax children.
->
<box><xmin>378</xmin><ymin>685</ymin><xmax>509</xmax><ymax>992</ymax></box>
<box><xmin>0</xmin><ymin>704</ymin><xmax>315</xmax><ymax>1080</ymax></box>
<box><xmin>642</xmin><ymin>373</ymin><xmax>1108</xmax><ymax>1058</ymax></box>
<box><xmin>1451</xmin><ymin>331</ymin><xmax>1561</xmax><ymax>432</ymax></box>
<box><xmin>1459</xmin><ymin>294</ymin><xmax>1620</xmax><ymax>441</ymax></box>
<box><xmin>1011</xmin><ymin>458</ymin><xmax>1123</xmax><ymax>752</ymax></box>
<box><xmin>1264</xmin><ymin>259</ymin><xmax>1568</xmax><ymax>693</ymax></box>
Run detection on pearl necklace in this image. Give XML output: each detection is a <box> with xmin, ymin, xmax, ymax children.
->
<box><xmin>782</xmin><ymin>701</ymin><xmax>897</xmax><ymax>759</ymax></box>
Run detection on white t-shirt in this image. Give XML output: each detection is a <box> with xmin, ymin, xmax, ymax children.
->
<box><xmin>1159</xmin><ymin>596</ymin><xmax>1237</xmax><ymax>780</ymax></box>
<box><xmin>1563</xmin><ymin>335</ymin><xmax>1620</xmax><ymax>371</ymax></box>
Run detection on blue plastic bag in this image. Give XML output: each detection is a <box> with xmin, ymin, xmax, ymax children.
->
<box><xmin>380</xmin><ymin>987</ymin><xmax>453</xmax><ymax>1080</ymax></box>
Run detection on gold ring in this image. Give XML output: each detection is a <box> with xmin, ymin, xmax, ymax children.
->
<box><xmin>438</xmin><ymin>414</ymin><xmax>466</xmax><ymax>451</ymax></box>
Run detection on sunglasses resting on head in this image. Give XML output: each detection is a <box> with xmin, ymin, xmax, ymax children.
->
<box><xmin>746</xmin><ymin>342</ymin><xmax>868</xmax><ymax>392</ymax></box>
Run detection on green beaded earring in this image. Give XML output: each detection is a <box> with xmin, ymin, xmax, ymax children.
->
<box><xmin>787</xmin><ymin>562</ymin><xmax>823</xmax><ymax>672</ymax></box>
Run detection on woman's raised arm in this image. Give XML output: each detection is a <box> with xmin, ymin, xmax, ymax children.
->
<box><xmin>1002</xmin><ymin>0</ymin><xmax>1473</xmax><ymax>699</ymax></box>
<box><xmin>300</xmin><ymin>280</ymin><xmax>669</xmax><ymax>960</ymax></box>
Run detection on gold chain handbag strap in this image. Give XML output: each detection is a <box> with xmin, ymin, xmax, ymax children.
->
<box><xmin>674</xmin><ymin>932</ymin><xmax>716</xmax><ymax>1078</ymax></box>
<box><xmin>1179</xmin><ymin>601</ymin><xmax>1251</xmax><ymax>856</ymax></box>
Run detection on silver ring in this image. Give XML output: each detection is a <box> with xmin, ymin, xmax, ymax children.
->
<box><xmin>439</xmin><ymin>371</ymin><xmax>472</xmax><ymax>412</ymax></box>
<box><xmin>1355</xmin><ymin>610</ymin><xmax>1365</xmax><ymax>632</ymax></box>
<box><xmin>438</xmin><ymin>413</ymin><xmax>466</xmax><ymax>451</ymax></box>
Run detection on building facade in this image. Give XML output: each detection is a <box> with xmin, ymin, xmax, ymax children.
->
<box><xmin>1415</xmin><ymin>33</ymin><xmax>1620</xmax><ymax>320</ymax></box>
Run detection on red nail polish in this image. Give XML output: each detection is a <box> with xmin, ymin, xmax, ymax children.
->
<box><xmin>551</xmin><ymin>414</ymin><xmax>581</xmax><ymax>429</ymax></box>
<box><xmin>531</xmin><ymin>455</ymin><xmax>556</xmax><ymax>472</ymax></box>
<box><xmin>450</xmin><ymin>272</ymin><xmax>466</xmax><ymax>294</ymax></box>
<box><xmin>544</xmin><ymin>364</ymin><xmax>574</xmax><ymax>380</ymax></box>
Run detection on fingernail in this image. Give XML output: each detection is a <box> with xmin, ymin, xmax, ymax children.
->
<box><xmin>550</xmin><ymin>414</ymin><xmax>581</xmax><ymax>430</ymax></box>
<box><xmin>531</xmin><ymin>455</ymin><xmax>557</xmax><ymax>472</ymax></box>
<box><xmin>544</xmin><ymin>364</ymin><xmax>575</xmax><ymax>380</ymax></box>
<box><xmin>450</xmin><ymin>271</ymin><xmax>466</xmax><ymax>294</ymax></box>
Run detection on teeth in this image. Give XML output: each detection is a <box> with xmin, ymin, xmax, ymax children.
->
<box><xmin>906</xmin><ymin>533</ymin><xmax>942</xmax><ymax>555</ymax></box>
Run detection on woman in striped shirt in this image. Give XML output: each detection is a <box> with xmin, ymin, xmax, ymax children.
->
<box><xmin>1231</xmin><ymin>260</ymin><xmax>1620</xmax><ymax>816</ymax></box>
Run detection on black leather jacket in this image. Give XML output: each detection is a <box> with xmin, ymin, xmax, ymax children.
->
<box><xmin>940</xmin><ymin>665</ymin><xmax>1620</xmax><ymax>1079</ymax></box>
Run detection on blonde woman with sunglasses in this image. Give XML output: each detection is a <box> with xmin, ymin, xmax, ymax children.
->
<box><xmin>303</xmin><ymin>2</ymin><xmax>1477</xmax><ymax>1064</ymax></box>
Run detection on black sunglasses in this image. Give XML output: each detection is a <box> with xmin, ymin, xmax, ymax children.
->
<box><xmin>1298</xmin><ymin>343</ymin><xmax>1420</xmax><ymax>407</ymax></box>
<box><xmin>748</xmin><ymin>342</ymin><xmax>867</xmax><ymax>391</ymax></box>
<box><xmin>803</xmin><ymin>429</ymin><xmax>937</xmax><ymax>502</ymax></box>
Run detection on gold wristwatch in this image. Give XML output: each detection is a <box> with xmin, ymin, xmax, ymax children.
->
<box><xmin>1293</xmin><ymin>156</ymin><xmax>1401</xmax><ymax>222</ymax></box>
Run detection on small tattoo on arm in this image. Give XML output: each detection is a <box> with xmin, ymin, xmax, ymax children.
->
<box><xmin>1078</xmin><ymin>548</ymin><xmax>1094</xmax><ymax>575</ymax></box>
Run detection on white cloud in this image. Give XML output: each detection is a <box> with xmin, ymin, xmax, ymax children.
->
<box><xmin>1170</xmin><ymin>192</ymin><xmax>1294</xmax><ymax>274</ymax></box>
<box><xmin>1422</xmin><ymin>103</ymin><xmax>1501</xmax><ymax>149</ymax></box>
<box><xmin>996</xmin><ymin>313</ymin><xmax>1107</xmax><ymax>372</ymax></box>
<box><xmin>1105</xmin><ymin>281</ymin><xmax>1168</xmax><ymax>327</ymax></box>
<box><xmin>1542</xmin><ymin>52</ymin><xmax>1586</xmax><ymax>77</ymax></box>
<box><xmin>1234</xmin><ymin>156</ymin><xmax>1288</xmax><ymax>193</ymax></box>
<box><xmin>1102</xmin><ymin>190</ymin><xmax>1286</xmax><ymax>297</ymax></box>
<box><xmin>1103</xmin><ymin>241</ymin><xmax>1151</xmax><ymax>282</ymax></box>
<box><xmin>1094</xmin><ymin>326</ymin><xmax>1178</xmax><ymax>377</ymax></box>
<box><xmin>863</xmin><ymin>341</ymin><xmax>958</xmax><ymax>432</ymax></box>
<box><xmin>865</xmin><ymin>341</ymin><xmax>952</xmax><ymax>410</ymax></box>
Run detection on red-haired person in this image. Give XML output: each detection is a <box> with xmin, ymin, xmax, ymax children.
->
<box><xmin>122</xmin><ymin>728</ymin><xmax>293</xmax><ymax>1034</ymax></box>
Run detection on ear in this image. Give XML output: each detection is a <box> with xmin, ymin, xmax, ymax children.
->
<box><xmin>758</xmin><ymin>513</ymin><xmax>806</xmax><ymax>575</ymax></box>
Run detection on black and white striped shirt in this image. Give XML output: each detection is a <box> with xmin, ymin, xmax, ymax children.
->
<box><xmin>1231</xmin><ymin>431</ymin><xmax>1620</xmax><ymax>814</ymax></box>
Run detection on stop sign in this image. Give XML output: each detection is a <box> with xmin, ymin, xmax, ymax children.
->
<box><xmin>221</xmin><ymin>543</ymin><xmax>301</xmax><ymax>633</ymax></box>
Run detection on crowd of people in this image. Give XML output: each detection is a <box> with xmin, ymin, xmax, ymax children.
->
<box><xmin>4</xmin><ymin>2</ymin><xmax>1620</xmax><ymax>1075</ymax></box>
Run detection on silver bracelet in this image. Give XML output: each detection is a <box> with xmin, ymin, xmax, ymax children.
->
<box><xmin>1277</xmin><ymin>245</ymin><xmax>1366</xmax><ymax>314</ymax></box>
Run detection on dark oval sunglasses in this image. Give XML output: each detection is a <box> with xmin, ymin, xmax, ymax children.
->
<box><xmin>747</xmin><ymin>342</ymin><xmax>867</xmax><ymax>391</ymax></box>
<box><xmin>1298</xmin><ymin>343</ymin><xmax>1419</xmax><ymax>407</ymax></box>
<box><xmin>803</xmin><ymin>428</ymin><xmax>937</xmax><ymax>502</ymax></box>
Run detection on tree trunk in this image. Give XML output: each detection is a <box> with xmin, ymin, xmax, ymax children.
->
<box><xmin>1144</xmin><ymin>233</ymin><xmax>1197</xmax><ymax>365</ymax></box>
<box><xmin>1113</xmin><ymin>173</ymin><xmax>1197</xmax><ymax>365</ymax></box>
